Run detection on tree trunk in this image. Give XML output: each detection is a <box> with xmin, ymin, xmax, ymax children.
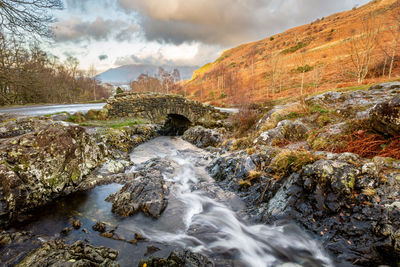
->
<box><xmin>389</xmin><ymin>25</ymin><xmax>399</xmax><ymax>79</ymax></box>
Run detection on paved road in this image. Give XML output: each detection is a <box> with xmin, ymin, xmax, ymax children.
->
<box><xmin>215</xmin><ymin>107</ymin><xmax>239</xmax><ymax>114</ymax></box>
<box><xmin>0</xmin><ymin>103</ymin><xmax>106</xmax><ymax>116</ymax></box>
<box><xmin>0</xmin><ymin>103</ymin><xmax>238</xmax><ymax>116</ymax></box>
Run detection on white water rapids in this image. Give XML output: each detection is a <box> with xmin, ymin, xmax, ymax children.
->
<box><xmin>127</xmin><ymin>137</ymin><xmax>333</xmax><ymax>267</ymax></box>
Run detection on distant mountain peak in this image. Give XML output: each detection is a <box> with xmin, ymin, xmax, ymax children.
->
<box><xmin>96</xmin><ymin>64</ymin><xmax>198</xmax><ymax>85</ymax></box>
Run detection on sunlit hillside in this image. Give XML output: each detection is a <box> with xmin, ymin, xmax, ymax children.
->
<box><xmin>183</xmin><ymin>0</ymin><xmax>400</xmax><ymax>105</ymax></box>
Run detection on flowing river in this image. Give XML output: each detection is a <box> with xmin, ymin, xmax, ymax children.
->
<box><xmin>12</xmin><ymin>137</ymin><xmax>333</xmax><ymax>266</ymax></box>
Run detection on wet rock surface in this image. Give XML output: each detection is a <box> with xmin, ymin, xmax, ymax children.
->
<box><xmin>16</xmin><ymin>240</ymin><xmax>119</xmax><ymax>267</ymax></box>
<box><xmin>183</xmin><ymin>126</ymin><xmax>223</xmax><ymax>148</ymax></box>
<box><xmin>139</xmin><ymin>249</ymin><xmax>214</xmax><ymax>267</ymax></box>
<box><xmin>207</xmin><ymin>147</ymin><xmax>400</xmax><ymax>266</ymax></box>
<box><xmin>107</xmin><ymin>161</ymin><xmax>170</xmax><ymax>218</ymax></box>
<box><xmin>0</xmin><ymin>230</ymin><xmax>40</xmax><ymax>266</ymax></box>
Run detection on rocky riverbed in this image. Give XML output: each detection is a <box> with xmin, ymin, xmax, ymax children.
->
<box><xmin>0</xmin><ymin>82</ymin><xmax>399</xmax><ymax>266</ymax></box>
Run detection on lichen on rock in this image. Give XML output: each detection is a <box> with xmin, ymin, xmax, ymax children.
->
<box><xmin>0</xmin><ymin>118</ymin><xmax>105</xmax><ymax>225</ymax></box>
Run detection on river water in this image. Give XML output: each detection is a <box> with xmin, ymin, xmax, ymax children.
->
<box><xmin>12</xmin><ymin>137</ymin><xmax>332</xmax><ymax>266</ymax></box>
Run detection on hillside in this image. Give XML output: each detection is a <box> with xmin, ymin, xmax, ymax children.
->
<box><xmin>96</xmin><ymin>64</ymin><xmax>198</xmax><ymax>84</ymax></box>
<box><xmin>183</xmin><ymin>0</ymin><xmax>400</xmax><ymax>106</ymax></box>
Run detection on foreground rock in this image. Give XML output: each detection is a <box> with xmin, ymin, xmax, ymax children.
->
<box><xmin>139</xmin><ymin>249</ymin><xmax>214</xmax><ymax>267</ymax></box>
<box><xmin>254</xmin><ymin>120</ymin><xmax>308</xmax><ymax>146</ymax></box>
<box><xmin>183</xmin><ymin>126</ymin><xmax>223</xmax><ymax>148</ymax></box>
<box><xmin>107</xmin><ymin>163</ymin><xmax>170</xmax><ymax>218</ymax></box>
<box><xmin>0</xmin><ymin>118</ymin><xmax>105</xmax><ymax>225</ymax></box>
<box><xmin>0</xmin><ymin>116</ymin><xmax>51</xmax><ymax>139</ymax></box>
<box><xmin>370</xmin><ymin>94</ymin><xmax>400</xmax><ymax>136</ymax></box>
<box><xmin>94</xmin><ymin>124</ymin><xmax>158</xmax><ymax>157</ymax></box>
<box><xmin>207</xmin><ymin>148</ymin><xmax>400</xmax><ymax>266</ymax></box>
<box><xmin>16</xmin><ymin>240</ymin><xmax>119</xmax><ymax>267</ymax></box>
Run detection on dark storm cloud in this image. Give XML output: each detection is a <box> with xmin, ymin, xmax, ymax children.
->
<box><xmin>64</xmin><ymin>0</ymin><xmax>113</xmax><ymax>11</ymax></box>
<box><xmin>52</xmin><ymin>16</ymin><xmax>138</xmax><ymax>43</ymax></box>
<box><xmin>116</xmin><ymin>0</ymin><xmax>369</xmax><ymax>45</ymax></box>
<box><xmin>99</xmin><ymin>54</ymin><xmax>108</xmax><ymax>61</ymax></box>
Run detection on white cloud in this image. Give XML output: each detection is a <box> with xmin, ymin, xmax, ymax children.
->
<box><xmin>116</xmin><ymin>0</ymin><xmax>370</xmax><ymax>45</ymax></box>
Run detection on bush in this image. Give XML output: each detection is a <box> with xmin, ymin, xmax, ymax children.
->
<box><xmin>281</xmin><ymin>42</ymin><xmax>310</xmax><ymax>54</ymax></box>
<box><xmin>230</xmin><ymin>108</ymin><xmax>261</xmax><ymax>137</ymax></box>
<box><xmin>296</xmin><ymin>64</ymin><xmax>314</xmax><ymax>73</ymax></box>
<box><xmin>116</xmin><ymin>87</ymin><xmax>123</xmax><ymax>94</ymax></box>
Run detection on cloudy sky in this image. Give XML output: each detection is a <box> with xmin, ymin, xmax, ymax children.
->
<box><xmin>49</xmin><ymin>0</ymin><xmax>370</xmax><ymax>73</ymax></box>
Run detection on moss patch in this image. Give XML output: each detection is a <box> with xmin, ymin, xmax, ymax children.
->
<box><xmin>270</xmin><ymin>150</ymin><xmax>318</xmax><ymax>177</ymax></box>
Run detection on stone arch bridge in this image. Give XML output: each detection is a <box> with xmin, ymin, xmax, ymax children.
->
<box><xmin>105</xmin><ymin>93</ymin><xmax>228</xmax><ymax>134</ymax></box>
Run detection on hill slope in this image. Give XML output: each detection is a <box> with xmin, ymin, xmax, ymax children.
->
<box><xmin>183</xmin><ymin>0</ymin><xmax>400</xmax><ymax>105</ymax></box>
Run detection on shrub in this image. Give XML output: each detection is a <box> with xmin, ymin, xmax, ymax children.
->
<box><xmin>296</xmin><ymin>64</ymin><xmax>314</xmax><ymax>73</ymax></box>
<box><xmin>230</xmin><ymin>108</ymin><xmax>261</xmax><ymax>137</ymax></box>
<box><xmin>116</xmin><ymin>87</ymin><xmax>123</xmax><ymax>94</ymax></box>
<box><xmin>317</xmin><ymin>115</ymin><xmax>332</xmax><ymax>127</ymax></box>
<box><xmin>281</xmin><ymin>42</ymin><xmax>310</xmax><ymax>54</ymax></box>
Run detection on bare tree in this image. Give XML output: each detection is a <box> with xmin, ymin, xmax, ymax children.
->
<box><xmin>387</xmin><ymin>0</ymin><xmax>400</xmax><ymax>79</ymax></box>
<box><xmin>347</xmin><ymin>13</ymin><xmax>380</xmax><ymax>84</ymax></box>
<box><xmin>312</xmin><ymin>63</ymin><xmax>325</xmax><ymax>91</ymax></box>
<box><xmin>0</xmin><ymin>0</ymin><xmax>63</xmax><ymax>39</ymax></box>
<box><xmin>88</xmin><ymin>64</ymin><xmax>97</xmax><ymax>101</ymax></box>
<box><xmin>296</xmin><ymin>51</ymin><xmax>308</xmax><ymax>99</ymax></box>
<box><xmin>0</xmin><ymin>33</ymin><xmax>110</xmax><ymax>105</ymax></box>
<box><xmin>270</xmin><ymin>53</ymin><xmax>281</xmax><ymax>96</ymax></box>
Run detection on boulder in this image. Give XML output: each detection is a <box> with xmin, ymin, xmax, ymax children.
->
<box><xmin>94</xmin><ymin>124</ymin><xmax>158</xmax><ymax>154</ymax></box>
<box><xmin>0</xmin><ymin>117</ymin><xmax>50</xmax><ymax>139</ymax></box>
<box><xmin>107</xmin><ymin>168</ymin><xmax>169</xmax><ymax>218</ymax></box>
<box><xmin>0</xmin><ymin>120</ymin><xmax>105</xmax><ymax>224</ymax></box>
<box><xmin>50</xmin><ymin>113</ymin><xmax>69</xmax><ymax>122</ymax></box>
<box><xmin>370</xmin><ymin>94</ymin><xmax>400</xmax><ymax>136</ymax></box>
<box><xmin>254</xmin><ymin>128</ymin><xmax>284</xmax><ymax>146</ymax></box>
<box><xmin>16</xmin><ymin>240</ymin><xmax>119</xmax><ymax>267</ymax></box>
<box><xmin>302</xmin><ymin>159</ymin><xmax>359</xmax><ymax>194</ymax></box>
<box><xmin>369</xmin><ymin>81</ymin><xmax>400</xmax><ymax>91</ymax></box>
<box><xmin>254</xmin><ymin>120</ymin><xmax>309</xmax><ymax>146</ymax></box>
<box><xmin>139</xmin><ymin>249</ymin><xmax>214</xmax><ymax>267</ymax></box>
<box><xmin>183</xmin><ymin>126</ymin><xmax>223</xmax><ymax>148</ymax></box>
<box><xmin>277</xmin><ymin>120</ymin><xmax>309</xmax><ymax>141</ymax></box>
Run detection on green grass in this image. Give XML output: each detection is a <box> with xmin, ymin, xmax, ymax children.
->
<box><xmin>276</xmin><ymin>111</ymin><xmax>303</xmax><ymax>121</ymax></box>
<box><xmin>77</xmin><ymin>118</ymin><xmax>144</xmax><ymax>128</ymax></box>
<box><xmin>336</xmin><ymin>84</ymin><xmax>370</xmax><ymax>92</ymax></box>
<box><xmin>43</xmin><ymin>111</ymin><xmax>70</xmax><ymax>117</ymax></box>
<box><xmin>308</xmin><ymin>103</ymin><xmax>329</xmax><ymax>114</ymax></box>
